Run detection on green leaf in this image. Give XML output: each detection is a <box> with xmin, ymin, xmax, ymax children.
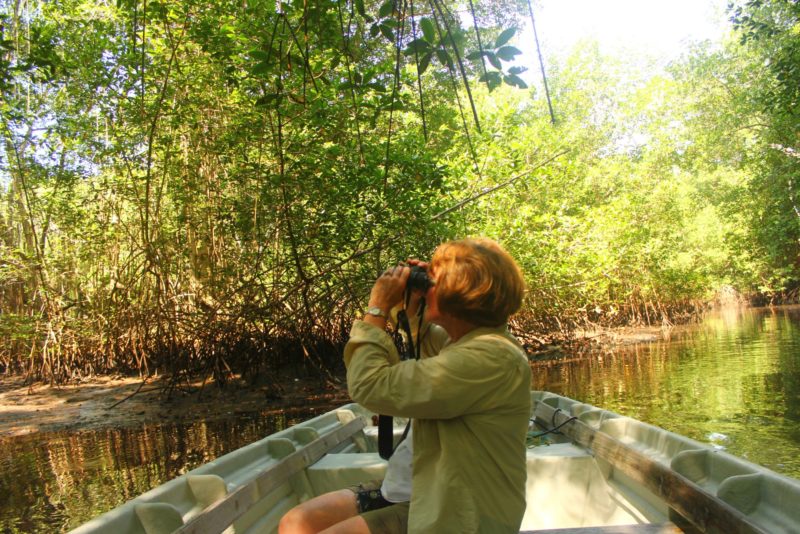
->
<box><xmin>496</xmin><ymin>46</ymin><xmax>522</xmax><ymax>62</ymax></box>
<box><xmin>508</xmin><ymin>66</ymin><xmax>528</xmax><ymax>75</ymax></box>
<box><xmin>486</xmin><ymin>51</ymin><xmax>502</xmax><ymax>70</ymax></box>
<box><xmin>370</xmin><ymin>24</ymin><xmax>380</xmax><ymax>38</ymax></box>
<box><xmin>466</xmin><ymin>50</ymin><xmax>486</xmax><ymax>61</ymax></box>
<box><xmin>255</xmin><ymin>94</ymin><xmax>278</xmax><ymax>107</ymax></box>
<box><xmin>378</xmin><ymin>0</ymin><xmax>394</xmax><ymax>18</ymax></box>
<box><xmin>288</xmin><ymin>54</ymin><xmax>305</xmax><ymax>70</ymax></box>
<box><xmin>149</xmin><ymin>1</ymin><xmax>164</xmax><ymax>17</ymax></box>
<box><xmin>366</xmin><ymin>82</ymin><xmax>387</xmax><ymax>92</ymax></box>
<box><xmin>252</xmin><ymin>61</ymin><xmax>271</xmax><ymax>75</ymax></box>
<box><xmin>404</xmin><ymin>38</ymin><xmax>431</xmax><ymax>56</ymax></box>
<box><xmin>249</xmin><ymin>50</ymin><xmax>268</xmax><ymax>61</ymax></box>
<box><xmin>436</xmin><ymin>48</ymin><xmax>453</xmax><ymax>69</ymax></box>
<box><xmin>418</xmin><ymin>51</ymin><xmax>432</xmax><ymax>74</ymax></box>
<box><xmin>355</xmin><ymin>0</ymin><xmax>366</xmax><ymax>17</ymax></box>
<box><xmin>503</xmin><ymin>74</ymin><xmax>528</xmax><ymax>89</ymax></box>
<box><xmin>379</xmin><ymin>24</ymin><xmax>395</xmax><ymax>42</ymax></box>
<box><xmin>420</xmin><ymin>18</ymin><xmax>436</xmax><ymax>43</ymax></box>
<box><xmin>495</xmin><ymin>27</ymin><xmax>516</xmax><ymax>48</ymax></box>
<box><xmin>479</xmin><ymin>71</ymin><xmax>502</xmax><ymax>91</ymax></box>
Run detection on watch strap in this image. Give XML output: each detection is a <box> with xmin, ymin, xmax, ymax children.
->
<box><xmin>365</xmin><ymin>306</ymin><xmax>388</xmax><ymax>319</ymax></box>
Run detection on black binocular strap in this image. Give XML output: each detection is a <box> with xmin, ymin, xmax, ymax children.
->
<box><xmin>377</xmin><ymin>298</ymin><xmax>425</xmax><ymax>460</ymax></box>
<box><xmin>378</xmin><ymin>415</ymin><xmax>412</xmax><ymax>460</ymax></box>
<box><xmin>378</xmin><ymin>414</ymin><xmax>395</xmax><ymax>460</ymax></box>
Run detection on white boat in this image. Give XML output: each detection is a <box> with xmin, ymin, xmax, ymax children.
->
<box><xmin>70</xmin><ymin>391</ymin><xmax>800</xmax><ymax>534</ymax></box>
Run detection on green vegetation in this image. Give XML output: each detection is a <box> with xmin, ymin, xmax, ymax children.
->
<box><xmin>2</xmin><ymin>0</ymin><xmax>799</xmax><ymax>384</ymax></box>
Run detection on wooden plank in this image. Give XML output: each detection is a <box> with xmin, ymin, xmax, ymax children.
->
<box><xmin>520</xmin><ymin>523</ymin><xmax>682</xmax><ymax>533</ymax></box>
<box><xmin>533</xmin><ymin>403</ymin><xmax>767</xmax><ymax>534</ymax></box>
<box><xmin>175</xmin><ymin>417</ymin><xmax>366</xmax><ymax>534</ymax></box>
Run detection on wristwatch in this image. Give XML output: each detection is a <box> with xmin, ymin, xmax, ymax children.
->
<box><xmin>365</xmin><ymin>306</ymin><xmax>388</xmax><ymax>319</ymax></box>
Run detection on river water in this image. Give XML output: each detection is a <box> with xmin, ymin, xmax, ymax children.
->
<box><xmin>2</xmin><ymin>305</ymin><xmax>799</xmax><ymax>532</ymax></box>
<box><xmin>530</xmin><ymin>305</ymin><xmax>800</xmax><ymax>477</ymax></box>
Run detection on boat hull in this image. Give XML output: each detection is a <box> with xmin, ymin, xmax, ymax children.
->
<box><xmin>70</xmin><ymin>392</ymin><xmax>800</xmax><ymax>534</ymax></box>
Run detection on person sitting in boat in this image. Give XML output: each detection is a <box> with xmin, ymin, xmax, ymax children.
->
<box><xmin>280</xmin><ymin>238</ymin><xmax>531</xmax><ymax>533</ymax></box>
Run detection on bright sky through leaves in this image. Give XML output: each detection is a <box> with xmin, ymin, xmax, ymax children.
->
<box><xmin>517</xmin><ymin>0</ymin><xmax>730</xmax><ymax>81</ymax></box>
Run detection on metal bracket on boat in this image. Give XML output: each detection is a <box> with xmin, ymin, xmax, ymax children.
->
<box><xmin>133</xmin><ymin>502</ymin><xmax>183</xmax><ymax>534</ymax></box>
<box><xmin>187</xmin><ymin>475</ymin><xmax>227</xmax><ymax>510</ymax></box>
<box><xmin>293</xmin><ymin>427</ymin><xmax>320</xmax><ymax>445</ymax></box>
<box><xmin>336</xmin><ymin>409</ymin><xmax>370</xmax><ymax>452</ymax></box>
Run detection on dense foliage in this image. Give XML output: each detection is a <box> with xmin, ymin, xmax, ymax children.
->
<box><xmin>1</xmin><ymin>0</ymin><xmax>799</xmax><ymax>385</ymax></box>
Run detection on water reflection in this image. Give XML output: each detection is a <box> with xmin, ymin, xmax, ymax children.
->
<box><xmin>0</xmin><ymin>408</ymin><xmax>321</xmax><ymax>533</ymax></box>
<box><xmin>532</xmin><ymin>305</ymin><xmax>800</xmax><ymax>478</ymax></box>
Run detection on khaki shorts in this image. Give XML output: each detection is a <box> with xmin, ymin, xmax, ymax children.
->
<box><xmin>348</xmin><ymin>480</ymin><xmax>409</xmax><ymax>534</ymax></box>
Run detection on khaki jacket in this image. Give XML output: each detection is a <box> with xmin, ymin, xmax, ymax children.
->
<box><xmin>344</xmin><ymin>320</ymin><xmax>531</xmax><ymax>533</ymax></box>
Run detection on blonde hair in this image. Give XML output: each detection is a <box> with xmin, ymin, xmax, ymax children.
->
<box><xmin>430</xmin><ymin>238</ymin><xmax>525</xmax><ymax>327</ymax></box>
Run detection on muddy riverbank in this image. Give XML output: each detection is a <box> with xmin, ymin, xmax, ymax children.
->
<box><xmin>0</xmin><ymin>374</ymin><xmax>349</xmax><ymax>438</ymax></box>
<box><xmin>0</xmin><ymin>325</ymin><xmax>674</xmax><ymax>437</ymax></box>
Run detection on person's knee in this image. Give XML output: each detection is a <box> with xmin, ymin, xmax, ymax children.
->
<box><xmin>278</xmin><ymin>490</ymin><xmax>359</xmax><ymax>534</ymax></box>
<box><xmin>278</xmin><ymin>506</ymin><xmax>313</xmax><ymax>534</ymax></box>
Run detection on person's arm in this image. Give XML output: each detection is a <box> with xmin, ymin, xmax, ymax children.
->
<box><xmin>345</xmin><ymin>328</ymin><xmax>524</xmax><ymax>419</ymax></box>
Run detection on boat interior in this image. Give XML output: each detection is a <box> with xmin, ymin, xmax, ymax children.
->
<box><xmin>71</xmin><ymin>391</ymin><xmax>800</xmax><ymax>534</ymax></box>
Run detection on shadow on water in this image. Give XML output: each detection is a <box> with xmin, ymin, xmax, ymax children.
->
<box><xmin>532</xmin><ymin>305</ymin><xmax>800</xmax><ymax>478</ymax></box>
<box><xmin>0</xmin><ymin>408</ymin><xmax>324</xmax><ymax>533</ymax></box>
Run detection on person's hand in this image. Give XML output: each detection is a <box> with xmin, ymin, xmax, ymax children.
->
<box><xmin>407</xmin><ymin>258</ymin><xmax>429</xmax><ymax>270</ymax></box>
<box><xmin>367</xmin><ymin>264</ymin><xmax>411</xmax><ymax>316</ymax></box>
